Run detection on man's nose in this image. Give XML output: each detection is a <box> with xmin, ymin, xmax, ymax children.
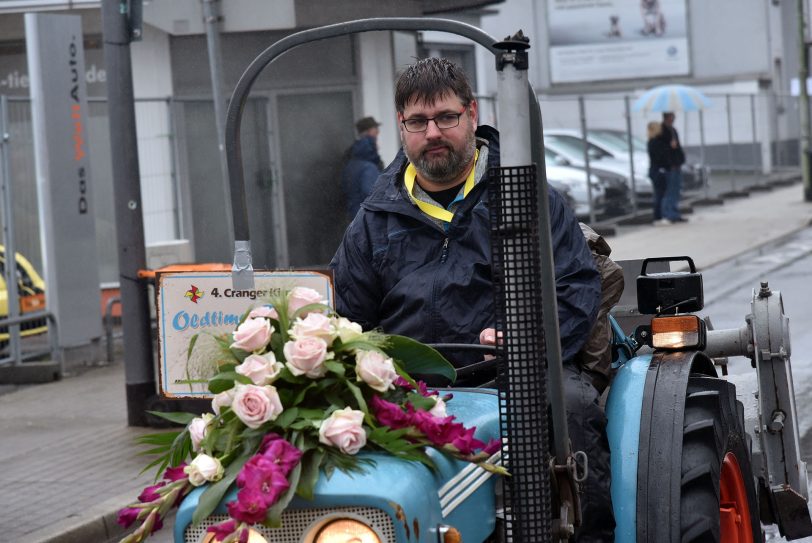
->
<box><xmin>424</xmin><ymin>119</ymin><xmax>443</xmax><ymax>138</ymax></box>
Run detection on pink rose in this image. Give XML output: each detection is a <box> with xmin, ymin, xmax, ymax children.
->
<box><xmin>236</xmin><ymin>353</ymin><xmax>284</xmax><ymax>385</ymax></box>
<box><xmin>355</xmin><ymin>350</ymin><xmax>398</xmax><ymax>393</ymax></box>
<box><xmin>230</xmin><ymin>317</ymin><xmax>273</xmax><ymax>352</ymax></box>
<box><xmin>283</xmin><ymin>337</ymin><xmax>329</xmax><ymax>378</ymax></box>
<box><xmin>287</xmin><ymin>287</ymin><xmax>325</xmax><ymax>316</ymax></box>
<box><xmin>188</xmin><ymin>413</ymin><xmax>214</xmax><ymax>452</ymax></box>
<box><xmin>211</xmin><ymin>388</ymin><xmax>236</xmax><ymax>415</ymax></box>
<box><xmin>319</xmin><ymin>407</ymin><xmax>367</xmax><ymax>455</ymax></box>
<box><xmin>290</xmin><ymin>313</ymin><xmax>334</xmax><ymax>342</ymax></box>
<box><xmin>248</xmin><ymin>305</ymin><xmax>278</xmax><ymax>320</ymax></box>
<box><xmin>232</xmin><ymin>384</ymin><xmax>284</xmax><ymax>429</ymax></box>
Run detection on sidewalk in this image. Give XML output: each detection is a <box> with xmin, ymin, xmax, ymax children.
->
<box><xmin>3</xmin><ymin>175</ymin><xmax>811</xmax><ymax>543</ymax></box>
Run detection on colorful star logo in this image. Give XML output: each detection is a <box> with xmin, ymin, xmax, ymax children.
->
<box><xmin>185</xmin><ymin>285</ymin><xmax>204</xmax><ymax>304</ymax></box>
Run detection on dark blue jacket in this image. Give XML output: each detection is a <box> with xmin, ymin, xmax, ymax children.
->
<box><xmin>330</xmin><ymin>126</ymin><xmax>600</xmax><ymax>366</ymax></box>
<box><xmin>341</xmin><ymin>136</ymin><xmax>382</xmax><ymax>218</ymax></box>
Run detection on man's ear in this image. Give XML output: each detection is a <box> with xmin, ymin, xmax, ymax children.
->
<box><xmin>468</xmin><ymin>99</ymin><xmax>479</xmax><ymax>126</ymax></box>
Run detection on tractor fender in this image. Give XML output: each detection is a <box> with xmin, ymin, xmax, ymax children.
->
<box><xmin>606</xmin><ymin>350</ymin><xmax>716</xmax><ymax>543</ymax></box>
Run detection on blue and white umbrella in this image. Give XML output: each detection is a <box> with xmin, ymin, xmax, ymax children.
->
<box><xmin>632</xmin><ymin>84</ymin><xmax>712</xmax><ymax>113</ymax></box>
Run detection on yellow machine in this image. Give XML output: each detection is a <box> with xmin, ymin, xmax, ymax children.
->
<box><xmin>0</xmin><ymin>246</ymin><xmax>47</xmax><ymax>343</ymax></box>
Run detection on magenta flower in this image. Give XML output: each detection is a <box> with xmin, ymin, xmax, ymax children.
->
<box><xmin>137</xmin><ymin>482</ymin><xmax>165</xmax><ymax>503</ymax></box>
<box><xmin>116</xmin><ymin>506</ymin><xmax>141</xmax><ymax>528</ymax></box>
<box><xmin>207</xmin><ymin>519</ymin><xmax>238</xmax><ymax>541</ymax></box>
<box><xmin>237</xmin><ymin>456</ymin><xmax>291</xmax><ymax>504</ymax></box>
<box><xmin>261</xmin><ymin>439</ymin><xmax>303</xmax><ymax>475</ymax></box>
<box><xmin>370</xmin><ymin>396</ymin><xmax>412</xmax><ymax>429</ymax></box>
<box><xmin>163</xmin><ymin>464</ymin><xmax>188</xmax><ymax>481</ymax></box>
<box><xmin>483</xmin><ymin>438</ymin><xmax>501</xmax><ymax>456</ymax></box>
<box><xmin>228</xmin><ymin>487</ymin><xmax>271</xmax><ymax>524</ymax></box>
<box><xmin>449</xmin><ymin>425</ymin><xmax>486</xmax><ymax>455</ymax></box>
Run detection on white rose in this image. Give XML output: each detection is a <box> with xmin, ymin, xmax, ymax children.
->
<box><xmin>318</xmin><ymin>407</ymin><xmax>367</xmax><ymax>455</ymax></box>
<box><xmin>333</xmin><ymin>317</ymin><xmax>363</xmax><ymax>343</ymax></box>
<box><xmin>290</xmin><ymin>313</ymin><xmax>334</xmax><ymax>343</ymax></box>
<box><xmin>188</xmin><ymin>413</ymin><xmax>215</xmax><ymax>452</ymax></box>
<box><xmin>184</xmin><ymin>454</ymin><xmax>224</xmax><ymax>486</ymax></box>
<box><xmin>235</xmin><ymin>352</ymin><xmax>284</xmax><ymax>385</ymax></box>
<box><xmin>429</xmin><ymin>396</ymin><xmax>447</xmax><ymax>418</ymax></box>
<box><xmin>231</xmin><ymin>384</ymin><xmax>284</xmax><ymax>429</ymax></box>
<box><xmin>355</xmin><ymin>350</ymin><xmax>398</xmax><ymax>393</ymax></box>
<box><xmin>211</xmin><ymin>388</ymin><xmax>236</xmax><ymax>415</ymax></box>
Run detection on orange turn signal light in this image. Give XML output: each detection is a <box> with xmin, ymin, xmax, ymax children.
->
<box><xmin>442</xmin><ymin>526</ymin><xmax>462</xmax><ymax>543</ymax></box>
<box><xmin>651</xmin><ymin>315</ymin><xmax>705</xmax><ymax>350</ymax></box>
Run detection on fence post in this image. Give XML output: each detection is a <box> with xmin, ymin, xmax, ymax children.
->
<box><xmin>578</xmin><ymin>96</ymin><xmax>596</xmax><ymax>224</ymax></box>
<box><xmin>0</xmin><ymin>96</ymin><xmax>22</xmax><ymax>365</ymax></box>
<box><xmin>624</xmin><ymin>95</ymin><xmax>638</xmax><ymax>214</ymax></box>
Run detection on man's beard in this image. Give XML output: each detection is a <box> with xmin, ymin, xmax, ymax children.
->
<box><xmin>405</xmin><ymin>130</ymin><xmax>476</xmax><ymax>186</ymax></box>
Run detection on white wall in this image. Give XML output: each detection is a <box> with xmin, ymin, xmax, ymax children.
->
<box><xmin>358</xmin><ymin>31</ymin><xmax>400</xmax><ymax>164</ymax></box>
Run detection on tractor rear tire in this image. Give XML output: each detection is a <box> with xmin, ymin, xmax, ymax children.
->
<box><xmin>679</xmin><ymin>376</ymin><xmax>761</xmax><ymax>542</ymax></box>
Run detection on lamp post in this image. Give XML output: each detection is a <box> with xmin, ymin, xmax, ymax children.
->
<box><xmin>799</xmin><ymin>0</ymin><xmax>812</xmax><ymax>201</ymax></box>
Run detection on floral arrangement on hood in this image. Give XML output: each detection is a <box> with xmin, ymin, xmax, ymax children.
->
<box><xmin>118</xmin><ymin>287</ymin><xmax>504</xmax><ymax>543</ymax></box>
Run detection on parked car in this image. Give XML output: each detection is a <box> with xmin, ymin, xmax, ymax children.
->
<box><xmin>0</xmin><ymin>246</ymin><xmax>47</xmax><ymax>343</ymax></box>
<box><xmin>586</xmin><ymin>128</ymin><xmax>705</xmax><ymax>190</ymax></box>
<box><xmin>544</xmin><ymin>133</ymin><xmax>653</xmax><ymax>203</ymax></box>
<box><xmin>544</xmin><ymin>148</ymin><xmax>631</xmax><ymax>220</ymax></box>
<box><xmin>545</xmin><ymin>145</ymin><xmax>633</xmax><ymax>217</ymax></box>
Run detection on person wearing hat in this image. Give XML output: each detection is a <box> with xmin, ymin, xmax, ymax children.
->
<box><xmin>341</xmin><ymin>116</ymin><xmax>384</xmax><ymax>218</ymax></box>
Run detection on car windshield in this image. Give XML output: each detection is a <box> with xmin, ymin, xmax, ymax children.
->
<box><xmin>546</xmin><ymin>134</ymin><xmax>609</xmax><ymax>160</ymax></box>
<box><xmin>590</xmin><ymin>129</ymin><xmax>647</xmax><ymax>153</ymax></box>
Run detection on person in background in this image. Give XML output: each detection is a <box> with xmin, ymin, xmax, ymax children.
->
<box><xmin>647</xmin><ymin>120</ymin><xmax>670</xmax><ymax>225</ymax></box>
<box><xmin>341</xmin><ymin>116</ymin><xmax>383</xmax><ymax>219</ymax></box>
<box><xmin>659</xmin><ymin>111</ymin><xmax>687</xmax><ymax>223</ymax></box>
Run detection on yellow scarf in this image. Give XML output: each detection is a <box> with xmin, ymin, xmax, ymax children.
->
<box><xmin>403</xmin><ymin>149</ymin><xmax>479</xmax><ymax>223</ymax></box>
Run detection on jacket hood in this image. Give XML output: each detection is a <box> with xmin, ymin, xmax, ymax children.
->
<box><xmin>349</xmin><ymin>136</ymin><xmax>381</xmax><ymax>164</ymax></box>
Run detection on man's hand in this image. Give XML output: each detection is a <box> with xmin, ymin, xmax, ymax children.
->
<box><xmin>479</xmin><ymin>328</ymin><xmax>502</xmax><ymax>345</ymax></box>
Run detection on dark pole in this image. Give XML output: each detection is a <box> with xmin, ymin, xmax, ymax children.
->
<box><xmin>102</xmin><ymin>0</ymin><xmax>155</xmax><ymax>426</ymax></box>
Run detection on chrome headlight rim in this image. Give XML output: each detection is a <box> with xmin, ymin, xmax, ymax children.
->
<box><xmin>301</xmin><ymin>511</ymin><xmax>384</xmax><ymax>543</ymax></box>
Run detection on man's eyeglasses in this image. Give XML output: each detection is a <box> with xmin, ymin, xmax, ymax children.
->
<box><xmin>401</xmin><ymin>108</ymin><xmax>467</xmax><ymax>133</ymax></box>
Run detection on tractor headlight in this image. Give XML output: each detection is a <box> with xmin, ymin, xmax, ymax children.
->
<box><xmin>651</xmin><ymin>315</ymin><xmax>706</xmax><ymax>350</ymax></box>
<box><xmin>309</xmin><ymin>517</ymin><xmax>381</xmax><ymax>543</ymax></box>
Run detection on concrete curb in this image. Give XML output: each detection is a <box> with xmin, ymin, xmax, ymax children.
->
<box><xmin>27</xmin><ymin>490</ymin><xmax>136</xmax><ymax>543</ymax></box>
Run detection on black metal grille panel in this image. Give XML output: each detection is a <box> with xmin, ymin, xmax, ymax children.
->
<box><xmin>488</xmin><ymin>164</ymin><xmax>551</xmax><ymax>542</ymax></box>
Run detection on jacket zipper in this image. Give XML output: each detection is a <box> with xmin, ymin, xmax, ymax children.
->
<box><xmin>440</xmin><ymin>238</ymin><xmax>450</xmax><ymax>263</ymax></box>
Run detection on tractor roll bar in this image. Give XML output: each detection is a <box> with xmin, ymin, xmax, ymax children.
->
<box><xmin>222</xmin><ymin>13</ymin><xmax>568</xmax><ymax>460</ymax></box>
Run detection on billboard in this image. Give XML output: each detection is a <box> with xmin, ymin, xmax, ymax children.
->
<box><xmin>547</xmin><ymin>0</ymin><xmax>691</xmax><ymax>84</ymax></box>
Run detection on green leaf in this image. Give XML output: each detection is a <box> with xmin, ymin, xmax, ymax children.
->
<box><xmin>406</xmin><ymin>392</ymin><xmax>437</xmax><ymax>411</ymax></box>
<box><xmin>208</xmin><ymin>371</ymin><xmax>251</xmax><ymax>394</ymax></box>
<box><xmin>264</xmin><ymin>461</ymin><xmax>302</xmax><ymax>528</ymax></box>
<box><xmin>186</xmin><ymin>333</ymin><xmax>200</xmax><ymax>362</ymax></box>
<box><xmin>384</xmin><ymin>335</ymin><xmax>456</xmax><ymax>382</ymax></box>
<box><xmin>296</xmin><ymin>449</ymin><xmax>324</xmax><ymax>501</ymax></box>
<box><xmin>344</xmin><ymin>379</ymin><xmax>368</xmax><ymax>413</ymax></box>
<box><xmin>272</xmin><ymin>407</ymin><xmax>299</xmax><ymax>429</ymax></box>
<box><xmin>136</xmin><ymin>431</ymin><xmax>181</xmax><ymax>446</ymax></box>
<box><xmin>323</xmin><ymin>360</ymin><xmax>345</xmax><ymax>377</ymax></box>
<box><xmin>146</xmin><ymin>411</ymin><xmax>197</xmax><ymax>425</ymax></box>
<box><xmin>139</xmin><ymin>455</ymin><xmax>170</xmax><ymax>479</ymax></box>
<box><xmin>291</xmin><ymin>302</ymin><xmax>333</xmax><ymax>320</ymax></box>
<box><xmin>192</xmin><ymin>450</ymin><xmax>253</xmax><ymax>526</ymax></box>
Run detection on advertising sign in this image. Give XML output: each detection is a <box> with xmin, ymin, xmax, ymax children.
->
<box><xmin>25</xmin><ymin>13</ymin><xmax>103</xmax><ymax>347</ymax></box>
<box><xmin>156</xmin><ymin>270</ymin><xmax>334</xmax><ymax>398</ymax></box>
<box><xmin>547</xmin><ymin>0</ymin><xmax>691</xmax><ymax>84</ymax></box>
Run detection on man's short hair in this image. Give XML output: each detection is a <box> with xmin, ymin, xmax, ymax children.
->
<box><xmin>395</xmin><ymin>57</ymin><xmax>474</xmax><ymax>113</ymax></box>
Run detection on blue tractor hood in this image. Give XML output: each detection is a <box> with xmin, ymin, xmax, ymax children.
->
<box><xmin>175</xmin><ymin>389</ymin><xmax>502</xmax><ymax>543</ymax></box>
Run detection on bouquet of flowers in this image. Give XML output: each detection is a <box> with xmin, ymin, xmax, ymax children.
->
<box><xmin>118</xmin><ymin>287</ymin><xmax>504</xmax><ymax>543</ymax></box>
